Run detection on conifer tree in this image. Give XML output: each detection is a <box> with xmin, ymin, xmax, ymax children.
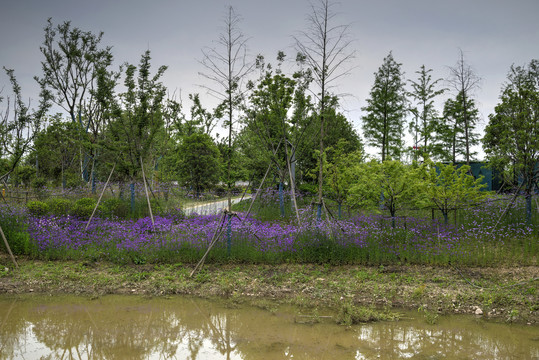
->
<box><xmin>435</xmin><ymin>91</ymin><xmax>479</xmax><ymax>163</ymax></box>
<box><xmin>407</xmin><ymin>65</ymin><xmax>445</xmax><ymax>160</ymax></box>
<box><xmin>362</xmin><ymin>51</ymin><xmax>407</xmax><ymax>161</ymax></box>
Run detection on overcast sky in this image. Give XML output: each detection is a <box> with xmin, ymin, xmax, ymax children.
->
<box><xmin>1</xmin><ymin>0</ymin><xmax>538</xmax><ymax>158</ymax></box>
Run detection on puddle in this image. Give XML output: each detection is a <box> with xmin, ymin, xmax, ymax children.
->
<box><xmin>0</xmin><ymin>295</ymin><xmax>537</xmax><ymax>359</ymax></box>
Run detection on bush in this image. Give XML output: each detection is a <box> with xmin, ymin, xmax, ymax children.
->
<box><xmin>46</xmin><ymin>198</ymin><xmax>72</xmax><ymax>216</ymax></box>
<box><xmin>27</xmin><ymin>201</ymin><xmax>49</xmax><ymax>217</ymax></box>
<box><xmin>65</xmin><ymin>172</ymin><xmax>84</xmax><ymax>189</ymax></box>
<box><xmin>71</xmin><ymin>198</ymin><xmax>99</xmax><ymax>219</ymax></box>
<box><xmin>101</xmin><ymin>198</ymin><xmax>129</xmax><ymax>219</ymax></box>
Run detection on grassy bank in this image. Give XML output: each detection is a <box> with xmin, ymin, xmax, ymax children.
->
<box><xmin>0</xmin><ymin>255</ymin><xmax>537</xmax><ymax>325</ymax></box>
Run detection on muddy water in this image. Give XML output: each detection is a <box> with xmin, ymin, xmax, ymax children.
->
<box><xmin>0</xmin><ymin>295</ymin><xmax>537</xmax><ymax>359</ymax></box>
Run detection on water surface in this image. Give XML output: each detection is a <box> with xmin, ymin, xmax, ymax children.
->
<box><xmin>0</xmin><ymin>295</ymin><xmax>537</xmax><ymax>359</ymax></box>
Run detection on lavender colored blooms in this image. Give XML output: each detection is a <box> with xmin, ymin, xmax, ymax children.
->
<box><xmin>1</xmin><ymin>191</ymin><xmax>536</xmax><ymax>265</ymax></box>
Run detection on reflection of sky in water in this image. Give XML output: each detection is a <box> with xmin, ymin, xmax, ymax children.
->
<box><xmin>0</xmin><ymin>296</ymin><xmax>537</xmax><ymax>360</ymax></box>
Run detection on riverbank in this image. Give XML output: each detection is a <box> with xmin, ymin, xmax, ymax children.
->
<box><xmin>0</xmin><ymin>254</ymin><xmax>537</xmax><ymax>325</ymax></box>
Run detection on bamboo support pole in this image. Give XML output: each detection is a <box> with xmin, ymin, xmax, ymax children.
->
<box><xmin>243</xmin><ymin>139</ymin><xmax>284</xmax><ymax>221</ymax></box>
<box><xmin>85</xmin><ymin>164</ymin><xmax>115</xmax><ymax>231</ymax></box>
<box><xmin>190</xmin><ymin>211</ymin><xmax>227</xmax><ymax>277</ymax></box>
<box><xmin>285</xmin><ymin>140</ymin><xmax>301</xmax><ymax>225</ymax></box>
<box><xmin>494</xmin><ymin>181</ymin><xmax>525</xmax><ymax>229</ymax></box>
<box><xmin>140</xmin><ymin>157</ymin><xmax>154</xmax><ymax>226</ymax></box>
<box><xmin>0</xmin><ymin>225</ymin><xmax>18</xmax><ymax>269</ymax></box>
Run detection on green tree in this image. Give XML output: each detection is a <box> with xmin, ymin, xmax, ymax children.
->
<box><xmin>0</xmin><ymin>69</ymin><xmax>51</xmax><ymax>184</ymax></box>
<box><xmin>407</xmin><ymin>65</ymin><xmax>445</xmax><ymax>160</ymax></box>
<box><xmin>325</xmin><ymin>139</ymin><xmax>365</xmax><ymax>218</ymax></box>
<box><xmin>105</xmin><ymin>50</ymin><xmax>167</xmax><ymax>182</ymax></box>
<box><xmin>483</xmin><ymin>59</ymin><xmax>539</xmax><ymax>221</ymax></box>
<box><xmin>35</xmin><ymin>19</ymin><xmax>113</xmax><ymax>183</ymax></box>
<box><xmin>32</xmin><ymin>115</ymin><xmax>80</xmax><ymax>188</ymax></box>
<box><xmin>177</xmin><ymin>133</ymin><xmax>222</xmax><ymax>197</ymax></box>
<box><xmin>419</xmin><ymin>161</ymin><xmax>487</xmax><ymax>224</ymax></box>
<box><xmin>35</xmin><ymin>18</ymin><xmax>113</xmax><ymax>124</ymax></box>
<box><xmin>244</xmin><ymin>53</ymin><xmax>296</xmax><ymax>188</ymax></box>
<box><xmin>298</xmin><ymin>101</ymin><xmax>362</xmax><ymax>182</ymax></box>
<box><xmin>435</xmin><ymin>91</ymin><xmax>479</xmax><ymax>163</ymax></box>
<box><xmin>347</xmin><ymin>159</ymin><xmax>421</xmax><ymax>227</ymax></box>
<box><xmin>446</xmin><ymin>49</ymin><xmax>481</xmax><ymax>165</ymax></box>
<box><xmin>362</xmin><ymin>51</ymin><xmax>407</xmax><ymax>161</ymax></box>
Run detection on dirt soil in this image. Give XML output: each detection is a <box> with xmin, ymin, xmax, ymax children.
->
<box><xmin>0</xmin><ymin>254</ymin><xmax>537</xmax><ymax>324</ymax></box>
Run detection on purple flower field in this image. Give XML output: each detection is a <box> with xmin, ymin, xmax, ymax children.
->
<box><xmin>0</xmin><ymin>193</ymin><xmax>537</xmax><ymax>266</ymax></box>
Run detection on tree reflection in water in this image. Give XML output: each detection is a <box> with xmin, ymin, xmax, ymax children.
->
<box><xmin>0</xmin><ymin>295</ymin><xmax>537</xmax><ymax>359</ymax></box>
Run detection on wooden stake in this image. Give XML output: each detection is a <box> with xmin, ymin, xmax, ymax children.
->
<box><xmin>85</xmin><ymin>163</ymin><xmax>115</xmax><ymax>231</ymax></box>
<box><xmin>285</xmin><ymin>140</ymin><xmax>301</xmax><ymax>225</ymax></box>
<box><xmin>494</xmin><ymin>181</ymin><xmax>525</xmax><ymax>230</ymax></box>
<box><xmin>190</xmin><ymin>211</ymin><xmax>227</xmax><ymax>277</ymax></box>
<box><xmin>0</xmin><ymin>225</ymin><xmax>18</xmax><ymax>269</ymax></box>
<box><xmin>140</xmin><ymin>157</ymin><xmax>154</xmax><ymax>226</ymax></box>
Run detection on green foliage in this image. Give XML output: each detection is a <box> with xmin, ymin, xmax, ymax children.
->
<box><xmin>337</xmin><ymin>301</ymin><xmax>397</xmax><ymax>325</ymax></box>
<box><xmin>362</xmin><ymin>51</ymin><xmax>407</xmax><ymax>161</ymax></box>
<box><xmin>419</xmin><ymin>161</ymin><xmax>488</xmax><ymax>223</ymax></box>
<box><xmin>483</xmin><ymin>59</ymin><xmax>539</xmax><ymax>195</ymax></box>
<box><xmin>325</xmin><ymin>139</ymin><xmax>365</xmax><ymax>205</ymax></box>
<box><xmin>71</xmin><ymin>197</ymin><xmax>99</xmax><ymax>219</ymax></box>
<box><xmin>32</xmin><ymin>116</ymin><xmax>80</xmax><ymax>184</ymax></box>
<box><xmin>105</xmin><ymin>50</ymin><xmax>167</xmax><ymax>181</ymax></box>
<box><xmin>177</xmin><ymin>133</ymin><xmax>222</xmax><ymax>196</ymax></box>
<box><xmin>407</xmin><ymin>65</ymin><xmax>446</xmax><ymax>161</ymax></box>
<box><xmin>101</xmin><ymin>198</ymin><xmax>129</xmax><ymax>219</ymax></box>
<box><xmin>27</xmin><ymin>201</ymin><xmax>50</xmax><ymax>217</ymax></box>
<box><xmin>45</xmin><ymin>198</ymin><xmax>72</xmax><ymax>216</ymax></box>
<box><xmin>435</xmin><ymin>91</ymin><xmax>480</xmax><ymax>163</ymax></box>
<box><xmin>347</xmin><ymin>160</ymin><xmax>422</xmax><ymax>220</ymax></box>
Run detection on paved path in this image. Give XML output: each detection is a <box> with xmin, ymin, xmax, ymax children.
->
<box><xmin>183</xmin><ymin>195</ymin><xmax>251</xmax><ymax>216</ymax></box>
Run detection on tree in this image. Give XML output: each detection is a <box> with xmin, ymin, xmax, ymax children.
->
<box><xmin>244</xmin><ymin>53</ymin><xmax>297</xmax><ymax>195</ymax></box>
<box><xmin>362</xmin><ymin>51</ymin><xmax>407</xmax><ymax>161</ymax></box>
<box><xmin>294</xmin><ymin>0</ymin><xmax>355</xmax><ymax>211</ymax></box>
<box><xmin>177</xmin><ymin>133</ymin><xmax>222</xmax><ymax>197</ymax></box>
<box><xmin>347</xmin><ymin>159</ymin><xmax>421</xmax><ymax>227</ymax></box>
<box><xmin>34</xmin><ymin>18</ymin><xmax>114</xmax><ymax>183</ymax></box>
<box><xmin>297</xmin><ymin>99</ymin><xmax>362</xmax><ymax>181</ymax></box>
<box><xmin>419</xmin><ymin>161</ymin><xmax>487</xmax><ymax>224</ymax></box>
<box><xmin>0</xmin><ymin>68</ymin><xmax>51</xmax><ymax>184</ymax></box>
<box><xmin>446</xmin><ymin>49</ymin><xmax>481</xmax><ymax>165</ymax></box>
<box><xmin>325</xmin><ymin>139</ymin><xmax>365</xmax><ymax>218</ymax></box>
<box><xmin>199</xmin><ymin>6</ymin><xmax>254</xmax><ymax>211</ymax></box>
<box><xmin>32</xmin><ymin>115</ymin><xmax>80</xmax><ymax>188</ymax></box>
<box><xmin>435</xmin><ymin>91</ymin><xmax>480</xmax><ymax>163</ymax></box>
<box><xmin>105</xmin><ymin>50</ymin><xmax>167</xmax><ymax>183</ymax></box>
<box><xmin>483</xmin><ymin>59</ymin><xmax>539</xmax><ymax>221</ymax></box>
<box><xmin>35</xmin><ymin>18</ymin><xmax>113</xmax><ymax>124</ymax></box>
<box><xmin>407</xmin><ymin>65</ymin><xmax>445</xmax><ymax>161</ymax></box>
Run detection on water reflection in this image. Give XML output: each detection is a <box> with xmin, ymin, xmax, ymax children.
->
<box><xmin>0</xmin><ymin>295</ymin><xmax>537</xmax><ymax>359</ymax></box>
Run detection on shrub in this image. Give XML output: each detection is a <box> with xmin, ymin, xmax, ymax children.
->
<box><xmin>71</xmin><ymin>198</ymin><xmax>99</xmax><ymax>219</ymax></box>
<box><xmin>46</xmin><ymin>198</ymin><xmax>72</xmax><ymax>216</ymax></box>
<box><xmin>65</xmin><ymin>172</ymin><xmax>84</xmax><ymax>189</ymax></box>
<box><xmin>27</xmin><ymin>201</ymin><xmax>49</xmax><ymax>217</ymax></box>
<box><xmin>101</xmin><ymin>198</ymin><xmax>129</xmax><ymax>219</ymax></box>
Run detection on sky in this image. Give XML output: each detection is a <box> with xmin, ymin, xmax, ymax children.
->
<box><xmin>1</xmin><ymin>0</ymin><xmax>538</xmax><ymax>159</ymax></box>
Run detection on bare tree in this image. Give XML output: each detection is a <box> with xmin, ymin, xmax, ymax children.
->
<box><xmin>199</xmin><ymin>6</ymin><xmax>254</xmax><ymax>211</ymax></box>
<box><xmin>294</xmin><ymin>0</ymin><xmax>355</xmax><ymax>215</ymax></box>
<box><xmin>447</xmin><ymin>49</ymin><xmax>481</xmax><ymax>165</ymax></box>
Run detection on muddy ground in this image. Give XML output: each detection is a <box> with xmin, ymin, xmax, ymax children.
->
<box><xmin>0</xmin><ymin>254</ymin><xmax>537</xmax><ymax>324</ymax></box>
